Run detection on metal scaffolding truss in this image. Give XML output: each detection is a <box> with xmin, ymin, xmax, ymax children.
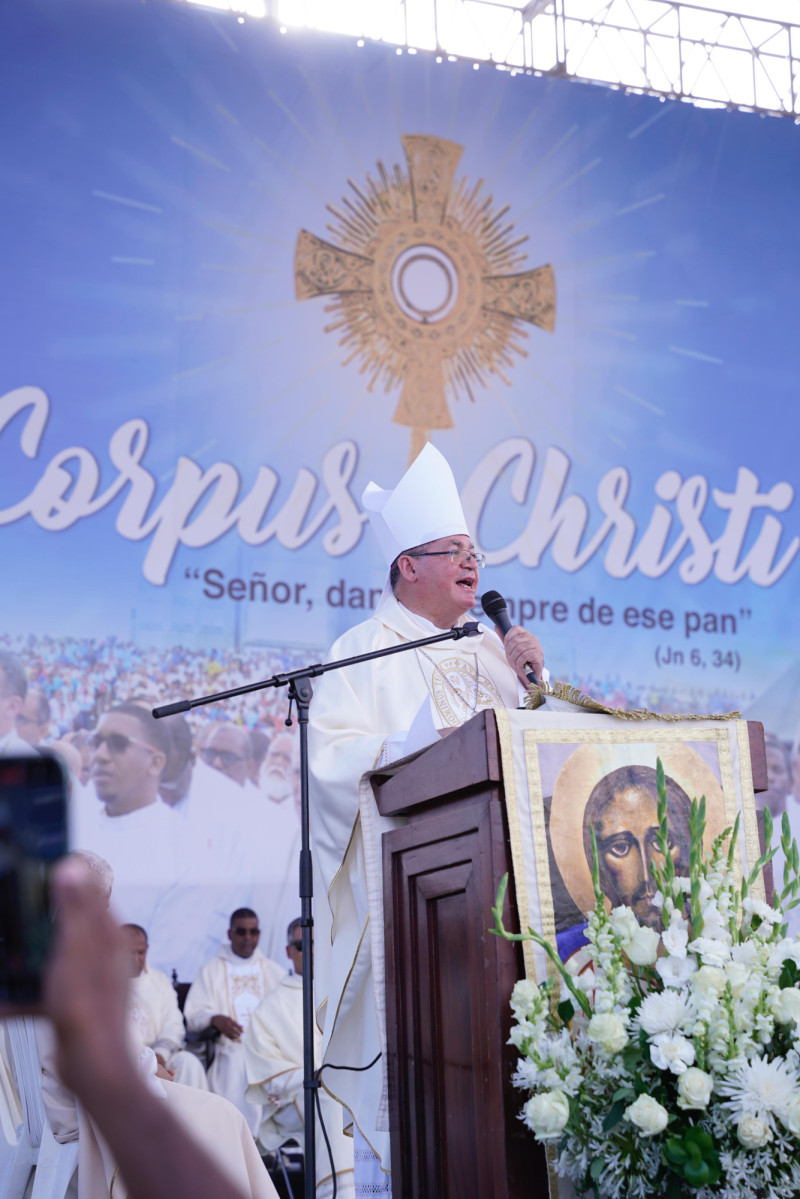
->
<box><xmin>180</xmin><ymin>0</ymin><xmax>800</xmax><ymax>118</ymax></box>
<box><xmin>519</xmin><ymin>0</ymin><xmax>800</xmax><ymax>117</ymax></box>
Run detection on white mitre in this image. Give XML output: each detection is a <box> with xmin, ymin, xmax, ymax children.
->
<box><xmin>362</xmin><ymin>443</ymin><xmax>470</xmax><ymax>566</ymax></box>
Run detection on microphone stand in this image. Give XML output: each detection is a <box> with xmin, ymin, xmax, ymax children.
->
<box><xmin>152</xmin><ymin>620</ymin><xmax>482</xmax><ymax>1199</ymax></box>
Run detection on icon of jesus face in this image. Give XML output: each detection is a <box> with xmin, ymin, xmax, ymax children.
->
<box><xmin>583</xmin><ymin>765</ymin><xmax>692</xmax><ymax>929</ymax></box>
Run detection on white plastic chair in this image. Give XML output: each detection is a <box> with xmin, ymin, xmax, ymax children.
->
<box><xmin>4</xmin><ymin>1017</ymin><xmax>78</xmax><ymax>1199</ymax></box>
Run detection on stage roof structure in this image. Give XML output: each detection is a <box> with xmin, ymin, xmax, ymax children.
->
<box><xmin>174</xmin><ymin>0</ymin><xmax>800</xmax><ymax>119</ymax></box>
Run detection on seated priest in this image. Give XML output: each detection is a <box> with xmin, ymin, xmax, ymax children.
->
<box><xmin>308</xmin><ymin>444</ymin><xmax>545</xmax><ymax>1196</ymax></box>
<box><xmin>184</xmin><ymin>908</ymin><xmax>286</xmax><ymax>1135</ymax></box>
<box><xmin>243</xmin><ymin>919</ymin><xmax>355</xmax><ymax>1198</ymax></box>
<box><xmin>123</xmin><ymin>923</ymin><xmax>209</xmax><ymax>1090</ymax></box>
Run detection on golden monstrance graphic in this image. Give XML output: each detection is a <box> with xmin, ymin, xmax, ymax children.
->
<box><xmin>294</xmin><ymin>134</ymin><xmax>556</xmax><ymax>462</ymax></box>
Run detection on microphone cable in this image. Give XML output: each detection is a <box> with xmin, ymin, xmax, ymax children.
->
<box><xmin>313</xmin><ymin>1052</ymin><xmax>383</xmax><ymax>1199</ymax></box>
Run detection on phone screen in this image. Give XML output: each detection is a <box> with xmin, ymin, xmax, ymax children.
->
<box><xmin>0</xmin><ymin>754</ymin><xmax>68</xmax><ymax>1002</ymax></box>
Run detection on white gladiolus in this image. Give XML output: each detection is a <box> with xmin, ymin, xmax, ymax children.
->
<box><xmin>743</xmin><ymin>897</ymin><xmax>781</xmax><ymax>925</ymax></box>
<box><xmin>662</xmin><ymin>923</ymin><xmax>689</xmax><ymax>959</ymax></box>
<box><xmin>623</xmin><ymin>1094</ymin><xmax>669</xmax><ymax>1136</ymax></box>
<box><xmin>688</xmin><ymin>936</ymin><xmax>732</xmax><ymax>968</ymax></box>
<box><xmin>677</xmin><ymin>1067</ymin><xmax>714</xmax><ymax>1110</ymax></box>
<box><xmin>510</xmin><ymin>978</ymin><xmax>541</xmax><ymax>1018</ymax></box>
<box><xmin>656</xmin><ymin>954</ymin><xmax>697</xmax><ymax>988</ymax></box>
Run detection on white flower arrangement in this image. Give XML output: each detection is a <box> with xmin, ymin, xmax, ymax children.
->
<box><xmin>493</xmin><ymin>759</ymin><xmax>800</xmax><ymax>1199</ymax></box>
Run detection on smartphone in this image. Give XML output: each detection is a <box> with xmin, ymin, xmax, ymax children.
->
<box><xmin>0</xmin><ymin>754</ymin><xmax>68</xmax><ymax>1003</ymax></box>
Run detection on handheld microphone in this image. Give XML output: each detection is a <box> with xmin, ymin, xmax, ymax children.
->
<box><xmin>480</xmin><ymin>590</ymin><xmax>540</xmax><ymax>688</ymax></box>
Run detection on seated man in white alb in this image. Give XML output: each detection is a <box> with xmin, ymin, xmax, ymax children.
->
<box><xmin>244</xmin><ymin>920</ymin><xmax>354</xmax><ymax>1198</ymax></box>
<box><xmin>184</xmin><ymin>908</ymin><xmax>286</xmax><ymax>1135</ymax></box>
<box><xmin>123</xmin><ymin>923</ymin><xmax>209</xmax><ymax>1091</ymax></box>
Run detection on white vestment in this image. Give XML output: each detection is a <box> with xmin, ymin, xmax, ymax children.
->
<box><xmin>0</xmin><ymin>1025</ymin><xmax>22</xmax><ymax>1143</ymax></box>
<box><xmin>70</xmin><ymin>792</ymin><xmax>177</xmax><ymax>937</ymax></box>
<box><xmin>36</xmin><ymin>1023</ymin><xmax>277</xmax><ymax>1199</ymax></box>
<box><xmin>243</xmin><ymin>974</ymin><xmax>355</xmax><ymax>1198</ymax></box>
<box><xmin>148</xmin><ymin>760</ymin><xmax>302</xmax><ymax>978</ymax></box>
<box><xmin>184</xmin><ymin>943</ymin><xmax>286</xmax><ymax>1134</ymax></box>
<box><xmin>128</xmin><ymin>964</ymin><xmax>208</xmax><ymax>1089</ymax></box>
<box><xmin>0</xmin><ymin>728</ymin><xmax>38</xmax><ymax>756</ymax></box>
<box><xmin>308</xmin><ymin>592</ymin><xmax>522</xmax><ymax>1168</ymax></box>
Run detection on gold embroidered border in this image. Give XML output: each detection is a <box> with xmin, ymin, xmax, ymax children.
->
<box><xmin>736</xmin><ymin>719</ymin><xmax>765</xmax><ymax>903</ymax></box>
<box><xmin>519</xmin><ymin>723</ymin><xmax>746</xmax><ymax>909</ymax></box>
<box><xmin>494</xmin><ymin>707</ymin><xmax>537</xmax><ymax>980</ymax></box>
<box><xmin>523</xmin><ymin>730</ymin><xmax>558</xmax><ymax>985</ymax></box>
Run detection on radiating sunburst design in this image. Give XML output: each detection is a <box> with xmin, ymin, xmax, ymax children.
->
<box><xmin>294</xmin><ymin>134</ymin><xmax>556</xmax><ymax>461</ymax></box>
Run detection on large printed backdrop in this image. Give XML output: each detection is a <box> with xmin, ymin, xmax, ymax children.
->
<box><xmin>1</xmin><ymin>0</ymin><xmax>799</xmax><ymax>976</ymax></box>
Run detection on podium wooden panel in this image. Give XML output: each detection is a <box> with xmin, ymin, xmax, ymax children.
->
<box><xmin>372</xmin><ymin>711</ymin><xmax>768</xmax><ymax>1199</ymax></box>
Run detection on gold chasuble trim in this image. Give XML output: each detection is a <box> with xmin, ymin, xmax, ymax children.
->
<box><xmin>494</xmin><ymin>707</ymin><xmax>537</xmax><ymax>981</ymax></box>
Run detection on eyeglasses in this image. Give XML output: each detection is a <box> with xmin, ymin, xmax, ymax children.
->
<box><xmin>407</xmin><ymin>548</ymin><xmax>486</xmax><ymax>569</ymax></box>
<box><xmin>89</xmin><ymin>731</ymin><xmax>158</xmax><ymax>755</ymax></box>
<box><xmin>200</xmin><ymin>747</ymin><xmax>247</xmax><ymax>769</ymax></box>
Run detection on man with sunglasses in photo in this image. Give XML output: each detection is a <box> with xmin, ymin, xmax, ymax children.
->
<box><xmin>71</xmin><ymin>701</ymin><xmax>177</xmax><ymax>941</ymax></box>
<box><xmin>309</xmin><ymin>445</ymin><xmax>545</xmax><ymax>1197</ymax></box>
<box><xmin>184</xmin><ymin>907</ymin><xmax>286</xmax><ymax>1136</ymax></box>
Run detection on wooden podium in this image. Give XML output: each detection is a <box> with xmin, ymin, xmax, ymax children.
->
<box><xmin>371</xmin><ymin>709</ymin><xmax>545</xmax><ymax>1199</ymax></box>
<box><xmin>371</xmin><ymin>710</ymin><xmax>768</xmax><ymax>1199</ymax></box>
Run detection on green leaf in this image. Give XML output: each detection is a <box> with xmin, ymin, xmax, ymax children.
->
<box><xmin>611</xmin><ymin>1086</ymin><xmax>636</xmax><ymax>1103</ymax></box>
<box><xmin>621</xmin><ymin>1044</ymin><xmax>643</xmax><ymax>1073</ymax></box>
<box><xmin>558</xmin><ymin>999</ymin><xmax>575</xmax><ymax>1025</ymax></box>
<box><xmin>663</xmin><ymin>1138</ymin><xmax>688</xmax><ymax>1166</ymax></box>
<box><xmin>602</xmin><ymin>1100</ymin><xmax>626</xmax><ymax>1132</ymax></box>
<box><xmin>779</xmin><ymin>959</ymin><xmax>798</xmax><ymax>989</ymax></box>
<box><xmin>589</xmin><ymin>1158</ymin><xmax>605</xmax><ymax>1182</ymax></box>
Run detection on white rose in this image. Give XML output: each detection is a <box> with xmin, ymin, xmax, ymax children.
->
<box><xmin>522</xmin><ymin>1090</ymin><xmax>570</xmax><ymax>1140</ymax></box>
<box><xmin>623</xmin><ymin>1094</ymin><xmax>669</xmax><ymax>1136</ymax></box>
<box><xmin>780</xmin><ymin>1095</ymin><xmax>800</xmax><ymax>1137</ymax></box>
<box><xmin>773</xmin><ymin>988</ymin><xmax>800</xmax><ymax>1025</ymax></box>
<box><xmin>724</xmin><ymin>961</ymin><xmax>749</xmax><ymax>999</ymax></box>
<box><xmin>677</xmin><ymin>1067</ymin><xmax>713</xmax><ymax>1110</ymax></box>
<box><xmin>650</xmin><ymin>1033</ymin><xmax>695</xmax><ymax>1075</ymax></box>
<box><xmin>624</xmin><ymin>925</ymin><xmax>660</xmax><ymax>966</ymax></box>
<box><xmin>692</xmin><ymin>965</ymin><xmax>726</xmax><ymax>999</ymax></box>
<box><xmin>737</xmin><ymin>1115</ymin><xmax>773</xmax><ymax>1149</ymax></box>
<box><xmin>610</xmin><ymin>906</ymin><xmax>640</xmax><ymax>941</ymax></box>
<box><xmin>587</xmin><ymin>1012</ymin><xmax>628</xmax><ymax>1055</ymax></box>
